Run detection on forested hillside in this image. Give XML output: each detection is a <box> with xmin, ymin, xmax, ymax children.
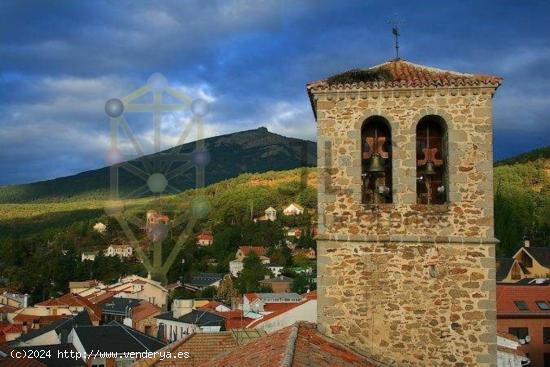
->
<box><xmin>494</xmin><ymin>146</ymin><xmax>550</xmax><ymax>256</ymax></box>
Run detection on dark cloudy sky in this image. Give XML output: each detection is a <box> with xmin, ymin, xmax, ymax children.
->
<box><xmin>0</xmin><ymin>0</ymin><xmax>549</xmax><ymax>185</ymax></box>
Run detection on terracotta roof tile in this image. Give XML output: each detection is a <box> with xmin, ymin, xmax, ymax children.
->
<box><xmin>238</xmin><ymin>246</ymin><xmax>268</xmax><ymax>257</ymax></box>
<box><xmin>497</xmin><ymin>284</ymin><xmax>550</xmax><ymax>315</ymax></box>
<box><xmin>199</xmin><ymin>322</ymin><xmax>378</xmax><ymax>367</ymax></box>
<box><xmin>197</xmin><ymin>232</ymin><xmax>214</xmax><ymax>241</ymax></box>
<box><xmin>0</xmin><ymin>345</ymin><xmax>46</xmax><ymax>367</ymax></box>
<box><xmin>12</xmin><ymin>314</ymin><xmax>68</xmax><ymax>325</ymax></box>
<box><xmin>134</xmin><ymin>332</ymin><xmax>239</xmax><ymax>367</ymax></box>
<box><xmin>307</xmin><ymin>59</ymin><xmax>502</xmax><ymax>92</ymax></box>
<box><xmin>132</xmin><ymin>302</ymin><xmax>160</xmax><ymax>322</ymax></box>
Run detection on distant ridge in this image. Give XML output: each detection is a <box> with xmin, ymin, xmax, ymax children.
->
<box><xmin>0</xmin><ymin>127</ymin><xmax>316</xmax><ymax>203</ymax></box>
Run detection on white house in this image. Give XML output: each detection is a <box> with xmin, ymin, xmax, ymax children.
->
<box><xmin>196</xmin><ymin>231</ymin><xmax>214</xmax><ymax>246</ymax></box>
<box><xmin>105</xmin><ymin>244</ymin><xmax>133</xmax><ymax>258</ymax></box>
<box><xmin>283</xmin><ymin>203</ymin><xmax>304</xmax><ymax>216</ymax></box>
<box><xmin>242</xmin><ymin>292</ymin><xmax>317</xmax><ymax>334</ymax></box>
<box><xmin>254</xmin><ymin>207</ymin><xmax>277</xmax><ymax>222</ymax></box>
<box><xmin>265</xmin><ymin>264</ymin><xmax>284</xmax><ymax>277</ymax></box>
<box><xmin>155</xmin><ymin>300</ymin><xmax>224</xmax><ymax>342</ymax></box>
<box><xmin>92</xmin><ymin>222</ymin><xmax>106</xmax><ymax>234</ymax></box>
<box><xmin>108</xmin><ymin>275</ymin><xmax>168</xmax><ymax>308</ymax></box>
<box><xmin>497</xmin><ymin>332</ymin><xmax>529</xmax><ymax>366</ymax></box>
<box><xmin>80</xmin><ymin>251</ymin><xmax>97</xmax><ymax>262</ymax></box>
<box><xmin>229</xmin><ymin>260</ymin><xmax>244</xmax><ymax>277</ymax></box>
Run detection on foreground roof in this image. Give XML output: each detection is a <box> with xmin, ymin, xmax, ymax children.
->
<box><xmin>17</xmin><ymin>311</ymin><xmax>92</xmax><ymax>344</ymax></box>
<box><xmin>497</xmin><ymin>284</ymin><xmax>550</xmax><ymax>316</ymax></box>
<box><xmin>200</xmin><ymin>322</ymin><xmax>378</xmax><ymax>367</ymax></box>
<box><xmin>14</xmin><ymin>344</ymin><xmax>85</xmax><ymax>367</ymax></box>
<box><xmin>134</xmin><ymin>329</ymin><xmax>266</xmax><ymax>367</ymax></box>
<box><xmin>74</xmin><ymin>322</ymin><xmax>165</xmax><ymax>353</ymax></box>
<box><xmin>307</xmin><ymin>59</ymin><xmax>502</xmax><ymax>92</ymax></box>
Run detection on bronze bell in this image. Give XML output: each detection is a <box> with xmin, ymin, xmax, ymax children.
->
<box><xmin>421</xmin><ymin>160</ymin><xmax>436</xmax><ymax>176</ymax></box>
<box><xmin>366</xmin><ymin>154</ymin><xmax>385</xmax><ymax>174</ymax></box>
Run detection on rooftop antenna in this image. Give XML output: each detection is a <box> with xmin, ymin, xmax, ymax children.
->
<box><xmin>387</xmin><ymin>15</ymin><xmax>404</xmax><ymax>60</ymax></box>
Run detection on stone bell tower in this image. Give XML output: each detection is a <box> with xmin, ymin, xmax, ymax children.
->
<box><xmin>307</xmin><ymin>59</ymin><xmax>501</xmax><ymax>366</ymax></box>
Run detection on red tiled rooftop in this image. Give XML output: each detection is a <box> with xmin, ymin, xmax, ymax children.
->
<box><xmin>197</xmin><ymin>232</ymin><xmax>214</xmax><ymax>241</ymax></box>
<box><xmin>307</xmin><ymin>59</ymin><xmax>502</xmax><ymax>91</ymax></box>
<box><xmin>238</xmin><ymin>246</ymin><xmax>268</xmax><ymax>257</ymax></box>
<box><xmin>12</xmin><ymin>314</ymin><xmax>68</xmax><ymax>324</ymax></box>
<box><xmin>0</xmin><ymin>305</ymin><xmax>19</xmax><ymax>313</ymax></box>
<box><xmin>497</xmin><ymin>284</ymin><xmax>550</xmax><ymax>315</ymax></box>
<box><xmin>132</xmin><ymin>301</ymin><xmax>160</xmax><ymax>322</ymax></box>
<box><xmin>1</xmin><ymin>324</ymin><xmax>22</xmax><ymax>334</ymax></box>
<box><xmin>35</xmin><ymin>293</ymin><xmax>94</xmax><ymax>309</ymax></box>
<box><xmin>200</xmin><ymin>322</ymin><xmax>378</xmax><ymax>367</ymax></box>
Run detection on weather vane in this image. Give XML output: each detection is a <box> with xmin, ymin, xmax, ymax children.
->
<box><xmin>387</xmin><ymin>15</ymin><xmax>404</xmax><ymax>60</ymax></box>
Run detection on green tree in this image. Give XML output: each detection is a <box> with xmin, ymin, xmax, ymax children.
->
<box><xmin>217</xmin><ymin>275</ymin><xmax>239</xmax><ymax>304</ymax></box>
<box><xmin>235</xmin><ymin>252</ymin><xmax>269</xmax><ymax>293</ymax></box>
<box><xmin>291</xmin><ymin>273</ymin><xmax>308</xmax><ymax>294</ymax></box>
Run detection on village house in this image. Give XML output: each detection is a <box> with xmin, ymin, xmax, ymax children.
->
<box><xmin>265</xmin><ymin>263</ymin><xmax>284</xmax><ymax>277</ymax></box>
<box><xmin>9</xmin><ymin>293</ymin><xmax>100</xmax><ymax>332</ymax></box>
<box><xmin>67</xmin><ymin>275</ymin><xmax>168</xmax><ymax>309</ymax></box>
<box><xmin>254</xmin><ymin>207</ymin><xmax>277</xmax><ymax>222</ymax></box>
<box><xmin>183</xmin><ymin>273</ymin><xmax>225</xmax><ymax>293</ymax></box>
<box><xmin>286</xmin><ymin>227</ymin><xmax>302</xmax><ymax>238</ymax></box>
<box><xmin>513</xmin><ymin>241</ymin><xmax>550</xmax><ymax>278</ymax></box>
<box><xmin>235</xmin><ymin>246</ymin><xmax>269</xmax><ymax>262</ymax></box>
<box><xmin>497</xmin><ymin>283</ymin><xmax>550</xmax><ymax>366</ymax></box>
<box><xmin>196</xmin><ymin>231</ymin><xmax>214</xmax><ymax>246</ymax></box>
<box><xmin>69</xmin><ymin>321</ymin><xmax>165</xmax><ymax>366</ymax></box>
<box><xmin>107</xmin><ymin>275</ymin><xmax>169</xmax><ymax>308</ymax></box>
<box><xmin>243</xmin><ymin>291</ymin><xmax>317</xmax><ymax>333</ymax></box>
<box><xmin>105</xmin><ymin>243</ymin><xmax>133</xmax><ymax>258</ymax></box>
<box><xmin>15</xmin><ymin>311</ymin><xmax>93</xmax><ymax>347</ymax></box>
<box><xmin>496</xmin><ymin>257</ymin><xmax>528</xmax><ymax>283</ymax></box>
<box><xmin>496</xmin><ymin>332</ymin><xmax>529</xmax><ymax>366</ymax></box>
<box><xmin>0</xmin><ymin>290</ymin><xmax>29</xmax><ymax>308</ymax></box>
<box><xmin>259</xmin><ymin>275</ymin><xmax>293</xmax><ymax>293</ymax></box>
<box><xmin>0</xmin><ymin>324</ymin><xmax>22</xmax><ymax>343</ymax></box>
<box><xmin>497</xmin><ymin>240</ymin><xmax>550</xmax><ymax>283</ymax></box>
<box><xmin>155</xmin><ymin>300</ymin><xmax>224</xmax><ymax>342</ymax></box>
<box><xmin>68</xmin><ymin>280</ymin><xmax>104</xmax><ymax>295</ymax></box>
<box><xmin>145</xmin><ymin>210</ymin><xmax>169</xmax><ymax>239</ymax></box>
<box><xmin>283</xmin><ymin>203</ymin><xmax>304</xmax><ymax>216</ymax></box>
<box><xmin>230</xmin><ymin>246</ymin><xmax>271</xmax><ymax>277</ymax></box>
<box><xmin>80</xmin><ymin>251</ymin><xmax>97</xmax><ymax>262</ymax></box>
<box><xmin>0</xmin><ymin>304</ymin><xmax>19</xmax><ymax>323</ymax></box>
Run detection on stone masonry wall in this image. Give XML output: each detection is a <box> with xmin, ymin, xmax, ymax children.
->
<box><xmin>317</xmin><ymin>240</ymin><xmax>496</xmax><ymax>367</ymax></box>
<box><xmin>316</xmin><ymin>87</ymin><xmax>495</xmax><ymax>239</ymax></box>
<box><xmin>312</xmin><ymin>86</ymin><xmax>498</xmax><ymax>367</ymax></box>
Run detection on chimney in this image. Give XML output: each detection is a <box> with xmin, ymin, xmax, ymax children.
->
<box><xmin>172</xmin><ymin>299</ymin><xmax>194</xmax><ymax>318</ymax></box>
<box><xmin>524</xmin><ymin>239</ymin><xmax>531</xmax><ymax>248</ymax></box>
<box><xmin>264</xmin><ymin>275</ymin><xmax>270</xmax><ymax>280</ymax></box>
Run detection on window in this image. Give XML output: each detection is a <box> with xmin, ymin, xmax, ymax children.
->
<box><xmin>509</xmin><ymin>327</ymin><xmax>529</xmax><ymax>340</ymax></box>
<box><xmin>538</xmin><ymin>301</ymin><xmax>550</xmax><ymax>311</ymax></box>
<box><xmin>361</xmin><ymin>116</ymin><xmax>392</xmax><ymax>204</ymax></box>
<box><xmin>514</xmin><ymin>300</ymin><xmax>529</xmax><ymax>311</ymax></box>
<box><xmin>416</xmin><ymin>115</ymin><xmax>447</xmax><ymax>204</ymax></box>
<box><xmin>544</xmin><ymin>328</ymin><xmax>550</xmax><ymax>344</ymax></box>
